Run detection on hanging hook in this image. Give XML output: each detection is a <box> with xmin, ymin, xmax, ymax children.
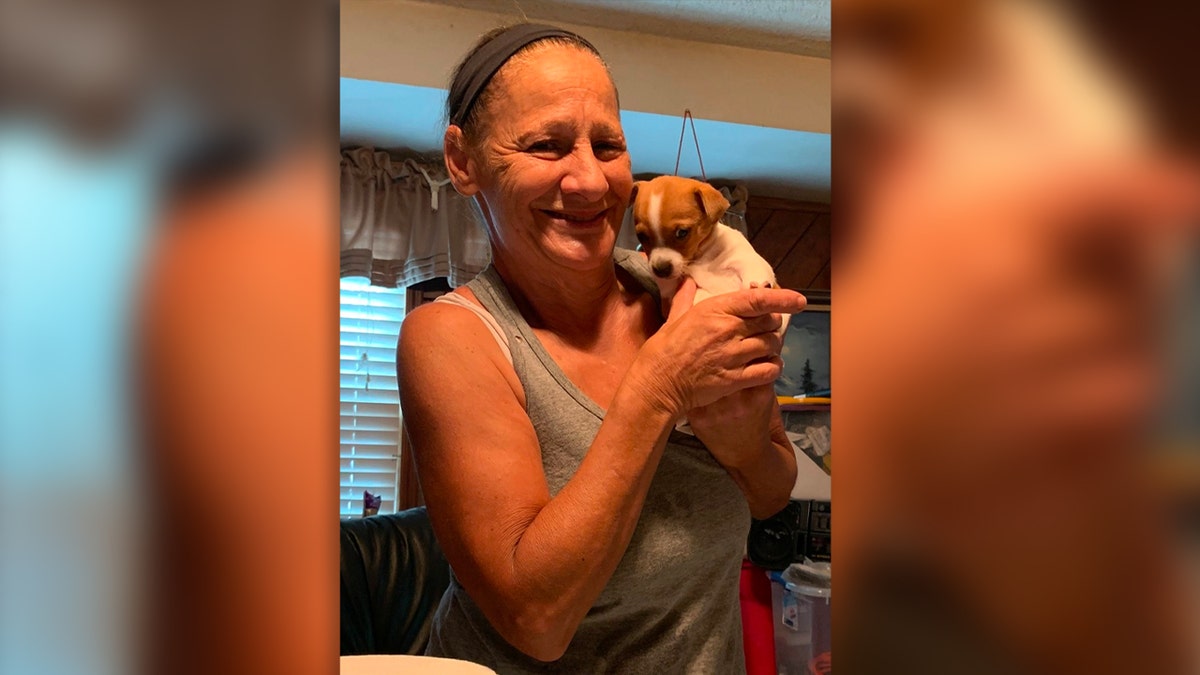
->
<box><xmin>673</xmin><ymin>109</ymin><xmax>707</xmax><ymax>181</ymax></box>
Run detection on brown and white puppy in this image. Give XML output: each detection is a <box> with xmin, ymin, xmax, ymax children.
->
<box><xmin>630</xmin><ymin>175</ymin><xmax>789</xmax><ymax>336</ymax></box>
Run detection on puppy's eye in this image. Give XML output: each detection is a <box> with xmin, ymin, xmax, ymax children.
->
<box><xmin>675</xmin><ymin>228</ymin><xmax>690</xmax><ymax>240</ymax></box>
<box><xmin>636</xmin><ymin>231</ymin><xmax>648</xmax><ymax>245</ymax></box>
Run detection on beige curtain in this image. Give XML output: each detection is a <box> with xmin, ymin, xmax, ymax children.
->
<box><xmin>340</xmin><ymin>146</ymin><xmax>491</xmax><ymax>288</ymax></box>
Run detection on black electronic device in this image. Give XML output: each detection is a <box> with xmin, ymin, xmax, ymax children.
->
<box><xmin>747</xmin><ymin>499</ymin><xmax>831</xmax><ymax>570</ymax></box>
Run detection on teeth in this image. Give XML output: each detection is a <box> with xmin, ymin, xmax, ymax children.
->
<box><xmin>546</xmin><ymin>209</ymin><xmax>604</xmax><ymax>222</ymax></box>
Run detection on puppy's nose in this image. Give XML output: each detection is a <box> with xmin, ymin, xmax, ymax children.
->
<box><xmin>651</xmin><ymin>260</ymin><xmax>673</xmax><ymax>278</ymax></box>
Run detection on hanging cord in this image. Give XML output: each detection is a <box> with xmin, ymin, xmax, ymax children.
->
<box><xmin>673</xmin><ymin>109</ymin><xmax>707</xmax><ymax>181</ymax></box>
<box><xmin>406</xmin><ymin>159</ymin><xmax>453</xmax><ymax>211</ymax></box>
<box><xmin>359</xmin><ymin>352</ymin><xmax>371</xmax><ymax>391</ymax></box>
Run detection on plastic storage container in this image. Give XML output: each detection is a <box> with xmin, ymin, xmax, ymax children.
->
<box><xmin>768</xmin><ymin>565</ymin><xmax>831</xmax><ymax>675</ymax></box>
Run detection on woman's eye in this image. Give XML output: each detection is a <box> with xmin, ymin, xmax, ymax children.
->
<box><xmin>527</xmin><ymin>140</ymin><xmax>564</xmax><ymax>154</ymax></box>
<box><xmin>593</xmin><ymin>141</ymin><xmax>626</xmax><ymax>159</ymax></box>
<box><xmin>675</xmin><ymin>228</ymin><xmax>690</xmax><ymax>240</ymax></box>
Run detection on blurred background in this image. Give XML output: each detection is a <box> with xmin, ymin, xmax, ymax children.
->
<box><xmin>1</xmin><ymin>0</ymin><xmax>336</xmax><ymax>673</ymax></box>
<box><xmin>834</xmin><ymin>1</ymin><xmax>1200</xmax><ymax>673</ymax></box>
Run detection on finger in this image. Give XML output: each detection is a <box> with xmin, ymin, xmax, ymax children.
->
<box><xmin>716</xmin><ymin>287</ymin><xmax>807</xmax><ymax>318</ymax></box>
<box><xmin>757</xmin><ymin>331</ymin><xmax>784</xmax><ymax>357</ymax></box>
<box><xmin>666</xmin><ymin>277</ymin><xmax>699</xmax><ymax>323</ymax></box>
<box><xmin>738</xmin><ymin>312</ymin><xmax>784</xmax><ymax>337</ymax></box>
<box><xmin>745</xmin><ymin>383</ymin><xmax>781</xmax><ymax>400</ymax></box>
<box><xmin>736</xmin><ymin>356</ymin><xmax>785</xmax><ymax>389</ymax></box>
<box><xmin>728</xmin><ymin>333</ymin><xmax>784</xmax><ymax>363</ymax></box>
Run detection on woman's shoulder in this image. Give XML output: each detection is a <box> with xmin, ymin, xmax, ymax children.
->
<box><xmin>613</xmin><ymin>248</ymin><xmax>662</xmax><ymax>306</ymax></box>
<box><xmin>398</xmin><ymin>291</ymin><xmax>523</xmax><ymax>403</ymax></box>
<box><xmin>399</xmin><ymin>291</ymin><xmax>490</xmax><ymax>353</ymax></box>
<box><xmin>613</xmin><ymin>247</ymin><xmax>648</xmax><ymax>274</ymax></box>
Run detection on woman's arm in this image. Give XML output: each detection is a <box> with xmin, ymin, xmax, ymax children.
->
<box><xmin>399</xmin><ymin>301</ymin><xmax>675</xmax><ymax>662</ymax></box>
<box><xmin>687</xmin><ymin>387</ymin><xmax>798</xmax><ymax>519</ymax></box>
<box><xmin>398</xmin><ymin>288</ymin><xmax>803</xmax><ymax>662</ymax></box>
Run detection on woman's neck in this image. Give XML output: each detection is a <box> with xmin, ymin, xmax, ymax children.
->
<box><xmin>491</xmin><ymin>251</ymin><xmax>626</xmax><ymax>343</ymax></box>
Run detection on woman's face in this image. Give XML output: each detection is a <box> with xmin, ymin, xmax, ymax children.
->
<box><xmin>469</xmin><ymin>45</ymin><xmax>633</xmax><ymax>273</ymax></box>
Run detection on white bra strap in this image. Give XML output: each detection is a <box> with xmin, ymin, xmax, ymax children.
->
<box><xmin>431</xmin><ymin>293</ymin><xmax>513</xmax><ymax>365</ymax></box>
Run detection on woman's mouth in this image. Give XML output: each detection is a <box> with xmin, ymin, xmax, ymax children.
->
<box><xmin>539</xmin><ymin>207</ymin><xmax>610</xmax><ymax>227</ymax></box>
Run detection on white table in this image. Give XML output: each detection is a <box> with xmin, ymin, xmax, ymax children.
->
<box><xmin>340</xmin><ymin>655</ymin><xmax>497</xmax><ymax>674</ymax></box>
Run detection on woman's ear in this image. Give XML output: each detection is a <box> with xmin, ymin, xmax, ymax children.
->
<box><xmin>443</xmin><ymin>126</ymin><xmax>480</xmax><ymax>196</ymax></box>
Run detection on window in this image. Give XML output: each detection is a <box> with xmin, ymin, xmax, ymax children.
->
<box><xmin>339</xmin><ymin>277</ymin><xmax>405</xmax><ymax>518</ymax></box>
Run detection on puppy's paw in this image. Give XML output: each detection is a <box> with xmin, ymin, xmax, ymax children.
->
<box><xmin>744</xmin><ymin>280</ymin><xmax>775</xmax><ymax>290</ymax></box>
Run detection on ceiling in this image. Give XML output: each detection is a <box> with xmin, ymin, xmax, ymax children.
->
<box><xmin>431</xmin><ymin>0</ymin><xmax>831</xmax><ymax>58</ymax></box>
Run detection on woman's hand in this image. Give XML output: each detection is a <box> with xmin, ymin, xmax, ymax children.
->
<box><xmin>675</xmin><ymin>278</ymin><xmax>782</xmax><ymax>464</ymax></box>
<box><xmin>633</xmin><ymin>278</ymin><xmax>804</xmax><ymax>416</ymax></box>
<box><xmin>687</xmin><ymin>384</ymin><xmax>777</xmax><ymax>466</ymax></box>
<box><xmin>688</xmin><ymin>382</ymin><xmax>797</xmax><ymax>518</ymax></box>
<box><xmin>634</xmin><ymin>277</ymin><xmax>802</xmax><ymax>517</ymax></box>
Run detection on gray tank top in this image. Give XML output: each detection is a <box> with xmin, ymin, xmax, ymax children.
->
<box><xmin>424</xmin><ymin>248</ymin><xmax>751</xmax><ymax>674</ymax></box>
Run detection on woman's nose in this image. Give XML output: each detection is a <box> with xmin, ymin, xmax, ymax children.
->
<box><xmin>559</xmin><ymin>145</ymin><xmax>608</xmax><ymax>200</ymax></box>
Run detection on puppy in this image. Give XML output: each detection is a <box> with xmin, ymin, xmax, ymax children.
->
<box><xmin>629</xmin><ymin>175</ymin><xmax>790</xmax><ymax>337</ymax></box>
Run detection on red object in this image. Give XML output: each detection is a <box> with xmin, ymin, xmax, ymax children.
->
<box><xmin>740</xmin><ymin>559</ymin><xmax>777</xmax><ymax>675</ymax></box>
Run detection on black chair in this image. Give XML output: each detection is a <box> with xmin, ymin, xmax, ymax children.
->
<box><xmin>340</xmin><ymin>506</ymin><xmax>452</xmax><ymax>655</ymax></box>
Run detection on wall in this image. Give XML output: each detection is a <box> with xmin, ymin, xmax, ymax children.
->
<box><xmin>747</xmin><ymin>197</ymin><xmax>831</xmax><ymax>291</ymax></box>
<box><xmin>340</xmin><ymin>0</ymin><xmax>829</xmax><ymax>135</ymax></box>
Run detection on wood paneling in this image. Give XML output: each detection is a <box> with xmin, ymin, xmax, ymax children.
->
<box><xmin>746</xmin><ymin>197</ymin><xmax>831</xmax><ymax>291</ymax></box>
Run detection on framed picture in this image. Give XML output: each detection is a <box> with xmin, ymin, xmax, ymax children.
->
<box><xmin>777</xmin><ymin>290</ymin><xmax>830</xmax><ymax>478</ymax></box>
<box><xmin>776</xmin><ymin>289</ymin><xmax>829</xmax><ymax>400</ymax></box>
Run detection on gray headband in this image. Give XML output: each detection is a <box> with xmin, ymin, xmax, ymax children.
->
<box><xmin>448</xmin><ymin>23</ymin><xmax>598</xmax><ymax>129</ymax></box>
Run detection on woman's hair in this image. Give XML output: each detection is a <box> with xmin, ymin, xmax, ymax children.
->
<box><xmin>445</xmin><ymin>23</ymin><xmax>611</xmax><ymax>142</ymax></box>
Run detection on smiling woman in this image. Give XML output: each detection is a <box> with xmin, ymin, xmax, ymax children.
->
<box><xmin>394</xmin><ymin>22</ymin><xmax>805</xmax><ymax>673</ymax></box>
<box><xmin>444</xmin><ymin>35</ymin><xmax>631</xmax><ymax>273</ymax></box>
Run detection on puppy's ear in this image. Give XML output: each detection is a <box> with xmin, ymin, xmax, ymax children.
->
<box><xmin>694</xmin><ymin>183</ymin><xmax>730</xmax><ymax>224</ymax></box>
<box><xmin>629</xmin><ymin>181</ymin><xmax>643</xmax><ymax>207</ymax></box>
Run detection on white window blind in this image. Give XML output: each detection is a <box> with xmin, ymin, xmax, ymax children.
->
<box><xmin>339</xmin><ymin>277</ymin><xmax>405</xmax><ymax>518</ymax></box>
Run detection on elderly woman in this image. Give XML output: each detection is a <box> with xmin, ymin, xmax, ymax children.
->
<box><xmin>396</xmin><ymin>23</ymin><xmax>805</xmax><ymax>672</ymax></box>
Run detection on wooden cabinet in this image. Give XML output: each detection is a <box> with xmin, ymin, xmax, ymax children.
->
<box><xmin>745</xmin><ymin>197</ymin><xmax>830</xmax><ymax>291</ymax></box>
